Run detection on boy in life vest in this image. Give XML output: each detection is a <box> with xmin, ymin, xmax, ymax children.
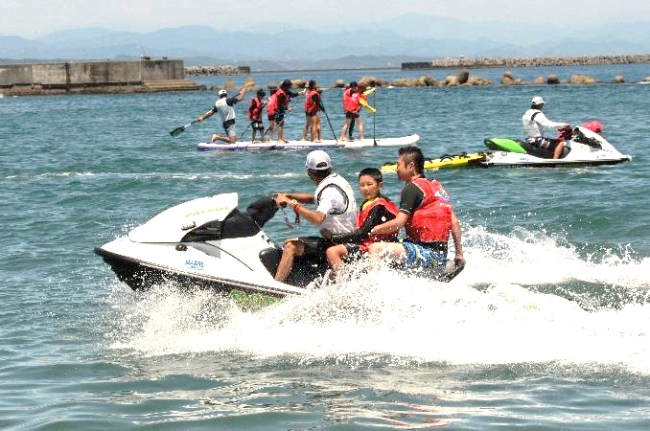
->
<box><xmin>265</xmin><ymin>86</ymin><xmax>279</xmax><ymax>141</ymax></box>
<box><xmin>248</xmin><ymin>89</ymin><xmax>266</xmax><ymax>143</ymax></box>
<box><xmin>322</xmin><ymin>167</ymin><xmax>399</xmax><ymax>275</ymax></box>
<box><xmin>301</xmin><ymin>79</ymin><xmax>324</xmax><ymax>142</ymax></box>
<box><xmin>339</xmin><ymin>81</ymin><xmax>361</xmax><ymax>142</ymax></box>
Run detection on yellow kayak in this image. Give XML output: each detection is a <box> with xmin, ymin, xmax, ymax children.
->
<box><xmin>381</xmin><ymin>152</ymin><xmax>489</xmax><ymax>172</ymax></box>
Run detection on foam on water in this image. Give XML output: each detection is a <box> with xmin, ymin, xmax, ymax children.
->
<box><xmin>108</xmin><ymin>225</ymin><xmax>650</xmax><ymax>374</ymax></box>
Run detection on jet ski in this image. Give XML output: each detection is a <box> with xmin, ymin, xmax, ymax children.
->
<box><xmin>95</xmin><ymin>193</ymin><xmax>464</xmax><ymax>302</ymax></box>
<box><xmin>482</xmin><ymin>125</ymin><xmax>631</xmax><ymax>167</ymax></box>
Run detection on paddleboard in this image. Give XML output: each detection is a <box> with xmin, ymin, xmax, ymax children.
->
<box><xmin>197</xmin><ymin>134</ymin><xmax>420</xmax><ymax>151</ymax></box>
<box><xmin>381</xmin><ymin>152</ymin><xmax>488</xmax><ymax>172</ymax></box>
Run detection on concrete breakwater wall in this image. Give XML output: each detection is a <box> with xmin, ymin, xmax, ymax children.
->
<box><xmin>402</xmin><ymin>54</ymin><xmax>650</xmax><ymax>70</ymax></box>
<box><xmin>0</xmin><ymin>59</ymin><xmax>203</xmax><ymax>95</ymax></box>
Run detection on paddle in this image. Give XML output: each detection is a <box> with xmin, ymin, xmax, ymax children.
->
<box><xmin>170</xmin><ymin>120</ymin><xmax>198</xmax><ymax>137</ymax></box>
<box><xmin>169</xmin><ymin>77</ymin><xmax>256</xmax><ymax>138</ymax></box>
<box><xmin>319</xmin><ymin>99</ymin><xmax>339</xmax><ymax>145</ymax></box>
<box><xmin>372</xmin><ymin>86</ymin><xmax>377</xmax><ymax>145</ymax></box>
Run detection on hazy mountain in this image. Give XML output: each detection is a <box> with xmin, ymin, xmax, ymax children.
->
<box><xmin>1</xmin><ymin>15</ymin><xmax>649</xmax><ymax>70</ymax></box>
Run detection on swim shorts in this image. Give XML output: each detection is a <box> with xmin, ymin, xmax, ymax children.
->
<box><xmin>402</xmin><ymin>242</ymin><xmax>447</xmax><ymax>269</ymax></box>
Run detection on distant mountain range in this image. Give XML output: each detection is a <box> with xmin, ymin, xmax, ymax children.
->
<box><xmin>2</xmin><ymin>14</ymin><xmax>649</xmax><ymax>71</ymax></box>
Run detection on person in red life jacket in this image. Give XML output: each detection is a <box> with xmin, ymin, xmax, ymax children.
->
<box><xmin>198</xmin><ymin>87</ymin><xmax>248</xmax><ymax>144</ymax></box>
<box><xmin>247</xmin><ymin>89</ymin><xmax>267</xmax><ymax>143</ymax></box>
<box><xmin>275</xmin><ymin>79</ymin><xmax>302</xmax><ymax>143</ymax></box>
<box><xmin>265</xmin><ymin>85</ymin><xmax>278</xmax><ymax>141</ymax></box>
<box><xmin>367</xmin><ymin>146</ymin><xmax>465</xmax><ymax>271</ymax></box>
<box><xmin>301</xmin><ymin>80</ymin><xmax>324</xmax><ymax>142</ymax></box>
<box><xmin>339</xmin><ymin>81</ymin><xmax>363</xmax><ymax>142</ymax></box>
<box><xmin>322</xmin><ymin>167</ymin><xmax>399</xmax><ymax>275</ymax></box>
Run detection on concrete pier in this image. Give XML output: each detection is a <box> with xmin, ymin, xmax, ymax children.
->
<box><xmin>0</xmin><ymin>59</ymin><xmax>204</xmax><ymax>96</ymax></box>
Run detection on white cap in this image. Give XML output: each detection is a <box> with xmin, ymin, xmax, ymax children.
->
<box><xmin>218</xmin><ymin>89</ymin><xmax>227</xmax><ymax>96</ymax></box>
<box><xmin>305</xmin><ymin>150</ymin><xmax>332</xmax><ymax>170</ymax></box>
<box><xmin>531</xmin><ymin>96</ymin><xmax>545</xmax><ymax>105</ymax></box>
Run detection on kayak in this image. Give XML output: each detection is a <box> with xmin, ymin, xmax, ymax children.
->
<box><xmin>381</xmin><ymin>152</ymin><xmax>489</xmax><ymax>172</ymax></box>
<box><xmin>197</xmin><ymin>134</ymin><xmax>420</xmax><ymax>151</ymax></box>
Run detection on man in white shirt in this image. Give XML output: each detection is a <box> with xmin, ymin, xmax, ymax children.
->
<box><xmin>522</xmin><ymin>96</ymin><xmax>571</xmax><ymax>159</ymax></box>
<box><xmin>272</xmin><ymin>150</ymin><xmax>357</xmax><ymax>283</ymax></box>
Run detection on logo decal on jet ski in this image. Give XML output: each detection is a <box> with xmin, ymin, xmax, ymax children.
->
<box><xmin>185</xmin><ymin>259</ymin><xmax>205</xmax><ymax>270</ymax></box>
<box><xmin>184</xmin><ymin>206</ymin><xmax>230</xmax><ymax>218</ymax></box>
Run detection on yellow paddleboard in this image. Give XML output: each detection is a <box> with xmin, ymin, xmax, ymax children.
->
<box><xmin>381</xmin><ymin>152</ymin><xmax>488</xmax><ymax>172</ymax></box>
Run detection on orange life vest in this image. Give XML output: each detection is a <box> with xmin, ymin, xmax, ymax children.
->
<box><xmin>304</xmin><ymin>89</ymin><xmax>320</xmax><ymax>115</ymax></box>
<box><xmin>342</xmin><ymin>87</ymin><xmax>360</xmax><ymax>113</ymax></box>
<box><xmin>266</xmin><ymin>93</ymin><xmax>278</xmax><ymax>116</ymax></box>
<box><xmin>248</xmin><ymin>97</ymin><xmax>263</xmax><ymax>120</ymax></box>
<box><xmin>405</xmin><ymin>178</ymin><xmax>452</xmax><ymax>243</ymax></box>
<box><xmin>357</xmin><ymin>197</ymin><xmax>399</xmax><ymax>252</ymax></box>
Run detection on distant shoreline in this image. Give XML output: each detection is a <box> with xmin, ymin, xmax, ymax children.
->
<box><xmin>402</xmin><ymin>54</ymin><xmax>650</xmax><ymax>70</ymax></box>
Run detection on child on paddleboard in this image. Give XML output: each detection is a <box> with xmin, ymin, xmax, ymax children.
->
<box><xmin>322</xmin><ymin>167</ymin><xmax>399</xmax><ymax>275</ymax></box>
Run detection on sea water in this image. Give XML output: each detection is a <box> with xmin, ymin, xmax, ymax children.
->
<box><xmin>1</xmin><ymin>65</ymin><xmax>650</xmax><ymax>430</ymax></box>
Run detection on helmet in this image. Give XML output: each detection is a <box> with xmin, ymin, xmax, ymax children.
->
<box><xmin>281</xmin><ymin>79</ymin><xmax>292</xmax><ymax>88</ymax></box>
<box><xmin>218</xmin><ymin>89</ymin><xmax>227</xmax><ymax>96</ymax></box>
<box><xmin>531</xmin><ymin>96</ymin><xmax>545</xmax><ymax>106</ymax></box>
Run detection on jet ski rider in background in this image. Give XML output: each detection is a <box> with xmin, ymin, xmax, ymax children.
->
<box><xmin>522</xmin><ymin>96</ymin><xmax>572</xmax><ymax>159</ymax></box>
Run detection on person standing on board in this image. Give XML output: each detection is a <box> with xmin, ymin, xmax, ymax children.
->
<box><xmin>301</xmin><ymin>80</ymin><xmax>323</xmax><ymax>142</ymax></box>
<box><xmin>264</xmin><ymin>86</ymin><xmax>279</xmax><ymax>141</ymax></box>
<box><xmin>275</xmin><ymin>79</ymin><xmax>302</xmax><ymax>143</ymax></box>
<box><xmin>339</xmin><ymin>81</ymin><xmax>362</xmax><ymax>141</ymax></box>
<box><xmin>522</xmin><ymin>96</ymin><xmax>572</xmax><ymax>159</ymax></box>
<box><xmin>367</xmin><ymin>146</ymin><xmax>465</xmax><ymax>272</ymax></box>
<box><xmin>248</xmin><ymin>89</ymin><xmax>266</xmax><ymax>143</ymax></box>
<box><xmin>198</xmin><ymin>87</ymin><xmax>248</xmax><ymax>144</ymax></box>
<box><xmin>272</xmin><ymin>150</ymin><xmax>358</xmax><ymax>283</ymax></box>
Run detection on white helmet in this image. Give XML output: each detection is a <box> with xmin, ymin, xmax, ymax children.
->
<box><xmin>218</xmin><ymin>89</ymin><xmax>227</xmax><ymax>96</ymax></box>
<box><xmin>531</xmin><ymin>96</ymin><xmax>545</xmax><ymax>106</ymax></box>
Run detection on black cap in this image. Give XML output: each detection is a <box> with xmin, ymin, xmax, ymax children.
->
<box><xmin>257</xmin><ymin>89</ymin><xmax>266</xmax><ymax>97</ymax></box>
<box><xmin>349</xmin><ymin>81</ymin><xmax>358</xmax><ymax>87</ymax></box>
<box><xmin>281</xmin><ymin>79</ymin><xmax>292</xmax><ymax>88</ymax></box>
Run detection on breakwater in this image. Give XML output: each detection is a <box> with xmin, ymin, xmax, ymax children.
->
<box><xmin>185</xmin><ymin>65</ymin><xmax>251</xmax><ymax>76</ymax></box>
<box><xmin>402</xmin><ymin>54</ymin><xmax>650</xmax><ymax>70</ymax></box>
<box><xmin>0</xmin><ymin>59</ymin><xmax>204</xmax><ymax>96</ymax></box>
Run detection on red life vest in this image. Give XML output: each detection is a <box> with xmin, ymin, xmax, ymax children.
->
<box><xmin>342</xmin><ymin>87</ymin><xmax>360</xmax><ymax>113</ymax></box>
<box><xmin>266</xmin><ymin>93</ymin><xmax>278</xmax><ymax>116</ymax></box>
<box><xmin>357</xmin><ymin>197</ymin><xmax>399</xmax><ymax>252</ymax></box>
<box><xmin>405</xmin><ymin>178</ymin><xmax>452</xmax><ymax>243</ymax></box>
<box><xmin>275</xmin><ymin>87</ymin><xmax>289</xmax><ymax>110</ymax></box>
<box><xmin>248</xmin><ymin>97</ymin><xmax>263</xmax><ymax>120</ymax></box>
<box><xmin>304</xmin><ymin>89</ymin><xmax>320</xmax><ymax>115</ymax></box>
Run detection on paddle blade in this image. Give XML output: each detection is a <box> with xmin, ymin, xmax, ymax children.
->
<box><xmin>170</xmin><ymin>126</ymin><xmax>186</xmax><ymax>137</ymax></box>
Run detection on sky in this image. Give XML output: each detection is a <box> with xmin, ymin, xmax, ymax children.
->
<box><xmin>2</xmin><ymin>0</ymin><xmax>648</xmax><ymax>39</ymax></box>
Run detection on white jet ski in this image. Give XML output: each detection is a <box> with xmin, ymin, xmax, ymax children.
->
<box><xmin>95</xmin><ymin>193</ymin><xmax>463</xmax><ymax>302</ymax></box>
<box><xmin>482</xmin><ymin>125</ymin><xmax>631</xmax><ymax>167</ymax></box>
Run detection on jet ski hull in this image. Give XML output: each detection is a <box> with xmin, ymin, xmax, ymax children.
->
<box><xmin>482</xmin><ymin>126</ymin><xmax>631</xmax><ymax>167</ymax></box>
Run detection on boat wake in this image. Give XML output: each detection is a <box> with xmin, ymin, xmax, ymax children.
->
<box><xmin>106</xmin><ymin>224</ymin><xmax>650</xmax><ymax>374</ymax></box>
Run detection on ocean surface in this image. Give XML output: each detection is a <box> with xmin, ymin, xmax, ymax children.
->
<box><xmin>2</xmin><ymin>64</ymin><xmax>650</xmax><ymax>430</ymax></box>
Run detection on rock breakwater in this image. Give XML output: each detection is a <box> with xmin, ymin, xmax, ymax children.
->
<box><xmin>402</xmin><ymin>54</ymin><xmax>650</xmax><ymax>70</ymax></box>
